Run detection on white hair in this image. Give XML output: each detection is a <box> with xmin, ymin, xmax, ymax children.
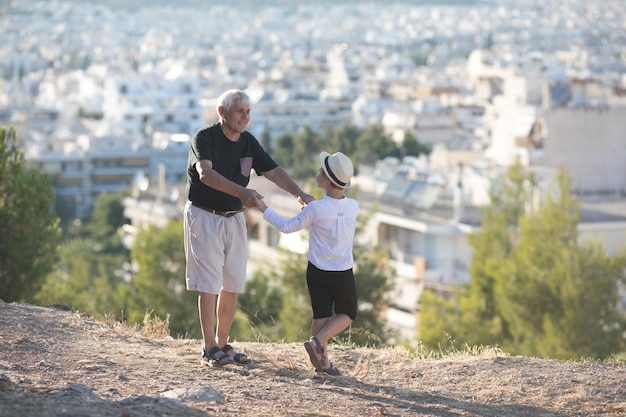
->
<box><xmin>216</xmin><ymin>89</ymin><xmax>250</xmax><ymax>121</ymax></box>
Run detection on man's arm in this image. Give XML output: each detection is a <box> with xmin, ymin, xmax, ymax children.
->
<box><xmin>196</xmin><ymin>160</ymin><xmax>262</xmax><ymax>208</ymax></box>
<box><xmin>262</xmin><ymin>166</ymin><xmax>314</xmax><ymax>204</ymax></box>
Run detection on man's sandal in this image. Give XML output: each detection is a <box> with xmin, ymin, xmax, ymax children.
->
<box><xmin>221</xmin><ymin>344</ymin><xmax>251</xmax><ymax>365</ymax></box>
<box><xmin>304</xmin><ymin>336</ymin><xmax>325</xmax><ymax>372</ymax></box>
<box><xmin>201</xmin><ymin>346</ymin><xmax>231</xmax><ymax>367</ymax></box>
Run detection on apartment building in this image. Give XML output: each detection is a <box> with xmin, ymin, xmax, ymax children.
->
<box><xmin>22</xmin><ymin>70</ymin><xmax>199</xmax><ymax>221</ymax></box>
<box><xmin>102</xmin><ymin>72</ymin><xmax>204</xmax><ymax>138</ymax></box>
<box><xmin>250</xmin><ymin>93</ymin><xmax>353</xmax><ymax>138</ymax></box>
<box><xmin>30</xmin><ymin>133</ymin><xmax>151</xmax><ymax>219</ymax></box>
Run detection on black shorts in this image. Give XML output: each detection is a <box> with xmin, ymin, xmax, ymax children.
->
<box><xmin>306</xmin><ymin>261</ymin><xmax>358</xmax><ymax>321</ymax></box>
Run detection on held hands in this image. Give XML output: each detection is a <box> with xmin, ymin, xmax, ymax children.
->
<box><xmin>252</xmin><ymin>192</ymin><xmax>310</xmax><ymax>213</ymax></box>
<box><xmin>240</xmin><ymin>187</ymin><xmax>268</xmax><ymax>212</ymax></box>
<box><xmin>255</xmin><ymin>197</ymin><xmax>268</xmax><ymax>212</ymax></box>
<box><xmin>246</xmin><ymin>190</ymin><xmax>313</xmax><ymax>213</ymax></box>
<box><xmin>298</xmin><ymin>192</ymin><xmax>314</xmax><ymax>206</ymax></box>
<box><xmin>298</xmin><ymin>192</ymin><xmax>314</xmax><ymax>211</ymax></box>
<box><xmin>240</xmin><ymin>188</ymin><xmax>264</xmax><ymax>209</ymax></box>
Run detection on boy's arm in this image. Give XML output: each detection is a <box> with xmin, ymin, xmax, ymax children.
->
<box><xmin>262</xmin><ymin>203</ymin><xmax>314</xmax><ymax>234</ymax></box>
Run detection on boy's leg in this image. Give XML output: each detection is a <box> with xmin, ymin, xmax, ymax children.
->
<box><xmin>312</xmin><ymin>314</ymin><xmax>353</xmax><ymax>371</ymax></box>
<box><xmin>314</xmin><ymin>314</ymin><xmax>352</xmax><ymax>346</ymax></box>
<box><xmin>311</xmin><ymin>317</ymin><xmax>330</xmax><ymax>337</ymax></box>
<box><xmin>313</xmin><ymin>267</ymin><xmax>357</xmax><ymax>348</ymax></box>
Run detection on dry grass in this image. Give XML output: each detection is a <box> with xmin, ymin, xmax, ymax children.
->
<box><xmin>101</xmin><ymin>310</ymin><xmax>171</xmax><ymax>339</ymax></box>
<box><xmin>140</xmin><ymin>311</ymin><xmax>171</xmax><ymax>338</ymax></box>
<box><xmin>1</xmin><ymin>301</ymin><xmax>625</xmax><ymax>417</ymax></box>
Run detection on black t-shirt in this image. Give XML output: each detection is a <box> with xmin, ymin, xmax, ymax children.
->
<box><xmin>186</xmin><ymin>123</ymin><xmax>277</xmax><ymax>211</ymax></box>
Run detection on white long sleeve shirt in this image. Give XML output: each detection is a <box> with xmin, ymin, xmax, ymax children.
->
<box><xmin>263</xmin><ymin>194</ymin><xmax>359</xmax><ymax>271</ymax></box>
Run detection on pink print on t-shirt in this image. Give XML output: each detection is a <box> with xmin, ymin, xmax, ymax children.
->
<box><xmin>240</xmin><ymin>157</ymin><xmax>253</xmax><ymax>177</ymax></box>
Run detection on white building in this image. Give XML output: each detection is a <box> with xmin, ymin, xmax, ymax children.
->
<box><xmin>535</xmin><ymin>105</ymin><xmax>626</xmax><ymax>194</ymax></box>
<box><xmin>481</xmin><ymin>51</ymin><xmax>626</xmax><ymax>195</ymax></box>
<box><xmin>247</xmin><ymin>90</ymin><xmax>353</xmax><ymax>138</ymax></box>
<box><xmin>102</xmin><ymin>71</ymin><xmax>204</xmax><ymax>138</ymax></box>
<box><xmin>28</xmin><ymin>132</ymin><xmax>151</xmax><ymax>219</ymax></box>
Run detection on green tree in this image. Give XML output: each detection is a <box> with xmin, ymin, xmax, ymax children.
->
<box><xmin>347</xmin><ymin>244</ymin><xmax>394</xmax><ymax>346</ymax></box>
<box><xmin>35</xmin><ymin>186</ymin><xmax>135</xmax><ymax>317</ymax></box>
<box><xmin>238</xmin><ymin>265</ymin><xmax>284</xmax><ymax>340</ymax></box>
<box><xmin>321</xmin><ymin>123</ymin><xmax>361</xmax><ymax>177</ymax></box>
<box><xmin>0</xmin><ymin>126</ymin><xmax>61</xmax><ymax>302</ymax></box>
<box><xmin>417</xmin><ymin>289</ymin><xmax>459</xmax><ymax>349</ymax></box>
<box><xmin>333</xmin><ymin>124</ymin><xmax>360</xmax><ymax>156</ymax></box>
<box><xmin>130</xmin><ymin>219</ymin><xmax>199</xmax><ymax>338</ymax></box>
<box><xmin>401</xmin><ymin>131</ymin><xmax>430</xmax><ymax>158</ymax></box>
<box><xmin>420</xmin><ymin>164</ymin><xmax>626</xmax><ymax>359</ymax></box>
<box><xmin>84</xmin><ymin>190</ymin><xmax>130</xmax><ymax>253</ymax></box>
<box><xmin>356</xmin><ymin>124</ymin><xmax>399</xmax><ymax>165</ymax></box>
<box><xmin>259</xmin><ymin>125</ymin><xmax>273</xmax><ymax>155</ymax></box>
<box><xmin>273</xmin><ymin>131</ymin><xmax>296</xmax><ymax>170</ymax></box>
<box><xmin>502</xmin><ymin>170</ymin><xmax>625</xmax><ymax>359</ymax></box>
<box><xmin>291</xmin><ymin>125</ymin><xmax>321</xmax><ymax>180</ymax></box>
<box><xmin>276</xmin><ymin>250</ymin><xmax>311</xmax><ymax>341</ymax></box>
<box><xmin>451</xmin><ymin>163</ymin><xmax>531</xmax><ymax>347</ymax></box>
<box><xmin>35</xmin><ymin>237</ymin><xmax>131</xmax><ymax>318</ymax></box>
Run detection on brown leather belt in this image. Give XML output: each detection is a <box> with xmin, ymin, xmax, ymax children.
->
<box><xmin>191</xmin><ymin>202</ymin><xmax>244</xmax><ymax>218</ymax></box>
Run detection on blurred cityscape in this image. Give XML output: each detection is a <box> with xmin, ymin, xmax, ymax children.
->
<box><xmin>2</xmin><ymin>0</ymin><xmax>625</xmax><ymax>340</ymax></box>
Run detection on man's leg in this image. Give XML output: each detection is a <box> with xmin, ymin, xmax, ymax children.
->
<box><xmin>199</xmin><ymin>291</ymin><xmax>232</xmax><ymax>366</ymax></box>
<box><xmin>215</xmin><ymin>290</ymin><xmax>251</xmax><ymax>364</ymax></box>
<box><xmin>215</xmin><ymin>289</ymin><xmax>238</xmax><ymax>347</ymax></box>
<box><xmin>198</xmin><ymin>292</ymin><xmax>217</xmax><ymax>350</ymax></box>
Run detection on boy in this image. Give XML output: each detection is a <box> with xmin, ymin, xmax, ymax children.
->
<box><xmin>255</xmin><ymin>151</ymin><xmax>359</xmax><ymax>375</ymax></box>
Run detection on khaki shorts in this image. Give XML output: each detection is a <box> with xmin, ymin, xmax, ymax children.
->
<box><xmin>183</xmin><ymin>202</ymin><xmax>248</xmax><ymax>294</ymax></box>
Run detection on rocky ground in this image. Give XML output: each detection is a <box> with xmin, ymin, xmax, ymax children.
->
<box><xmin>0</xmin><ymin>301</ymin><xmax>625</xmax><ymax>417</ymax></box>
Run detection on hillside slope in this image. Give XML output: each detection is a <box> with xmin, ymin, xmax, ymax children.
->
<box><xmin>0</xmin><ymin>301</ymin><xmax>624</xmax><ymax>417</ymax></box>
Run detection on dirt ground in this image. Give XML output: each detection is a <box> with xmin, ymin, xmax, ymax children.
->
<box><xmin>0</xmin><ymin>301</ymin><xmax>625</xmax><ymax>417</ymax></box>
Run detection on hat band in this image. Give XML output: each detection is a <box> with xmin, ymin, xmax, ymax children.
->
<box><xmin>324</xmin><ymin>156</ymin><xmax>347</xmax><ymax>187</ymax></box>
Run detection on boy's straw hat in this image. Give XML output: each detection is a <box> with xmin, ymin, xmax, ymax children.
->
<box><xmin>319</xmin><ymin>151</ymin><xmax>353</xmax><ymax>189</ymax></box>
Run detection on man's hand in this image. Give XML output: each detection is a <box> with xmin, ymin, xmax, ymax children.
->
<box><xmin>240</xmin><ymin>188</ymin><xmax>264</xmax><ymax>208</ymax></box>
<box><xmin>298</xmin><ymin>193</ymin><xmax>314</xmax><ymax>206</ymax></box>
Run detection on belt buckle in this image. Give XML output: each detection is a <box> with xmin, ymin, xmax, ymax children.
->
<box><xmin>223</xmin><ymin>209</ymin><xmax>240</xmax><ymax>218</ymax></box>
